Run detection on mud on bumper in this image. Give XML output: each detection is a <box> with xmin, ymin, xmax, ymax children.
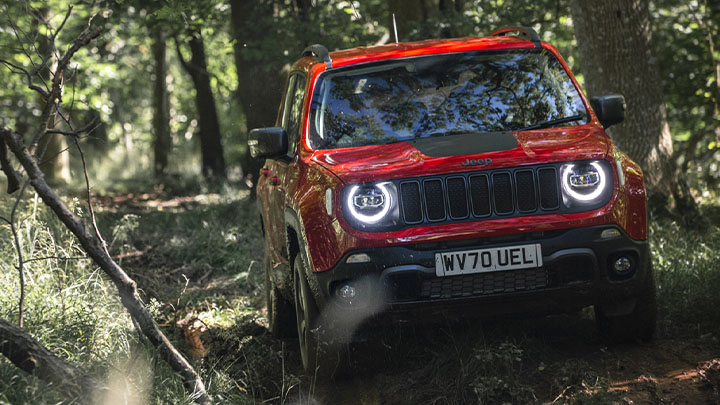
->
<box><xmin>311</xmin><ymin>225</ymin><xmax>650</xmax><ymax>319</ymax></box>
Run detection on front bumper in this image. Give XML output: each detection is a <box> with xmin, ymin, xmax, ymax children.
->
<box><xmin>311</xmin><ymin>225</ymin><xmax>649</xmax><ymax>319</ymax></box>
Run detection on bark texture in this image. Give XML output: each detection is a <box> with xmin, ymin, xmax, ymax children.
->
<box><xmin>229</xmin><ymin>0</ymin><xmax>284</xmax><ymax>190</ymax></box>
<box><xmin>570</xmin><ymin>0</ymin><xmax>695</xmax><ymax>211</ymax></box>
<box><xmin>0</xmin><ymin>319</ymin><xmax>95</xmax><ymax>403</ymax></box>
<box><xmin>152</xmin><ymin>27</ymin><xmax>171</xmax><ymax>177</ymax></box>
<box><xmin>388</xmin><ymin>0</ymin><xmax>428</xmax><ymax>40</ymax></box>
<box><xmin>177</xmin><ymin>31</ymin><xmax>226</xmax><ymax>179</ymax></box>
<box><xmin>1</xmin><ymin>128</ymin><xmax>210</xmax><ymax>404</ymax></box>
<box><xmin>0</xmin><ymin>138</ymin><xmax>20</xmax><ymax>193</ymax></box>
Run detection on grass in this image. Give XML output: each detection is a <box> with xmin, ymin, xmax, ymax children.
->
<box><xmin>0</xmin><ymin>183</ymin><xmax>261</xmax><ymax>404</ymax></box>
<box><xmin>651</xmin><ymin>211</ymin><xmax>720</xmax><ymax>337</ymax></box>
<box><xmin>1</xmin><ymin>179</ymin><xmax>719</xmax><ymax>404</ymax></box>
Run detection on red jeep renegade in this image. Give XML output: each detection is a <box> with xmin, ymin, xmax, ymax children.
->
<box><xmin>249</xmin><ymin>27</ymin><xmax>656</xmax><ymax>375</ymax></box>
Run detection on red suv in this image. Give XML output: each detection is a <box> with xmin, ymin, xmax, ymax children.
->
<box><xmin>249</xmin><ymin>27</ymin><xmax>656</xmax><ymax>375</ymax></box>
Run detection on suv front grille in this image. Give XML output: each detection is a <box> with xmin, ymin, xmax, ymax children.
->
<box><xmin>399</xmin><ymin>165</ymin><xmax>560</xmax><ymax>225</ymax></box>
<box><xmin>386</xmin><ymin>254</ymin><xmax>595</xmax><ymax>302</ymax></box>
<box><xmin>420</xmin><ymin>267</ymin><xmax>548</xmax><ymax>299</ymax></box>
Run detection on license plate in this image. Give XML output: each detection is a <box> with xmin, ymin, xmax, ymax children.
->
<box><xmin>435</xmin><ymin>243</ymin><xmax>543</xmax><ymax>277</ymax></box>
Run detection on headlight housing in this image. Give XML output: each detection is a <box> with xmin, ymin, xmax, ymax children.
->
<box><xmin>343</xmin><ymin>182</ymin><xmax>400</xmax><ymax>230</ymax></box>
<box><xmin>560</xmin><ymin>160</ymin><xmax>613</xmax><ymax>207</ymax></box>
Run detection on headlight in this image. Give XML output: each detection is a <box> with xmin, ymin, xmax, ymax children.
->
<box><xmin>561</xmin><ymin>160</ymin><xmax>612</xmax><ymax>206</ymax></box>
<box><xmin>344</xmin><ymin>182</ymin><xmax>399</xmax><ymax>228</ymax></box>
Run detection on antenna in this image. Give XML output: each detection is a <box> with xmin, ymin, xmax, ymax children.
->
<box><xmin>392</xmin><ymin>13</ymin><xmax>399</xmax><ymax>44</ymax></box>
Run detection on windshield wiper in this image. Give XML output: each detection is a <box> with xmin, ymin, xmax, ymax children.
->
<box><xmin>515</xmin><ymin>113</ymin><xmax>587</xmax><ymax>131</ymax></box>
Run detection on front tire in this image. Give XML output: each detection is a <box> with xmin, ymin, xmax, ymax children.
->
<box><xmin>292</xmin><ymin>251</ymin><xmax>343</xmax><ymax>377</ymax></box>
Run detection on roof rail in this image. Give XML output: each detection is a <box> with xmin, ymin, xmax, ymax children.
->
<box><xmin>302</xmin><ymin>44</ymin><xmax>332</xmax><ymax>69</ymax></box>
<box><xmin>489</xmin><ymin>26</ymin><xmax>542</xmax><ymax>49</ymax></box>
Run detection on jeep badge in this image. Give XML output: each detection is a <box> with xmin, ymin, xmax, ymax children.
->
<box><xmin>461</xmin><ymin>158</ymin><xmax>492</xmax><ymax>167</ymax></box>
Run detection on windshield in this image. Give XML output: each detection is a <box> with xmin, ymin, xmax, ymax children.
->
<box><xmin>308</xmin><ymin>50</ymin><xmax>588</xmax><ymax>149</ymax></box>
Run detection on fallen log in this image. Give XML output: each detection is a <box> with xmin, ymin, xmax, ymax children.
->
<box><xmin>0</xmin><ymin>319</ymin><xmax>95</xmax><ymax>403</ymax></box>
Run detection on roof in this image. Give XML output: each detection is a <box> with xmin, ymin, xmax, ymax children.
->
<box><xmin>296</xmin><ymin>35</ymin><xmax>546</xmax><ymax>71</ymax></box>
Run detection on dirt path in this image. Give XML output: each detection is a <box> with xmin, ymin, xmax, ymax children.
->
<box><xmin>205</xmin><ymin>310</ymin><xmax>720</xmax><ymax>404</ymax></box>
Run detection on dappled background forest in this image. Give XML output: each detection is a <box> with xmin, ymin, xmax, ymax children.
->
<box><xmin>1</xmin><ymin>0</ymin><xmax>719</xmax><ymax>403</ymax></box>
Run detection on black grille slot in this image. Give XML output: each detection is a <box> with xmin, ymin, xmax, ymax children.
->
<box><xmin>401</xmin><ymin>182</ymin><xmax>423</xmax><ymax>223</ymax></box>
<box><xmin>538</xmin><ymin>168</ymin><xmax>559</xmax><ymax>210</ymax></box>
<box><xmin>423</xmin><ymin>179</ymin><xmax>446</xmax><ymax>221</ymax></box>
<box><xmin>515</xmin><ymin>170</ymin><xmax>537</xmax><ymax>212</ymax></box>
<box><xmin>446</xmin><ymin>177</ymin><xmax>469</xmax><ymax>218</ymax></box>
<box><xmin>492</xmin><ymin>172</ymin><xmax>514</xmax><ymax>215</ymax></box>
<box><xmin>420</xmin><ymin>268</ymin><xmax>548</xmax><ymax>299</ymax></box>
<box><xmin>469</xmin><ymin>175</ymin><xmax>491</xmax><ymax>216</ymax></box>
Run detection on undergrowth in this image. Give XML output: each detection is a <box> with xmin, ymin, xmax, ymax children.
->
<box><xmin>0</xmin><ymin>184</ymin><xmax>259</xmax><ymax>404</ymax></box>
<box><xmin>651</xmin><ymin>210</ymin><xmax>720</xmax><ymax>337</ymax></box>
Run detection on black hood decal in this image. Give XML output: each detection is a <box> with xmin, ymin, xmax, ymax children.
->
<box><xmin>405</xmin><ymin>131</ymin><xmax>519</xmax><ymax>157</ymax></box>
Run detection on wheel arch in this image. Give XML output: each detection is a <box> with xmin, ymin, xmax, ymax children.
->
<box><xmin>284</xmin><ymin>208</ymin><xmax>325</xmax><ymax>307</ymax></box>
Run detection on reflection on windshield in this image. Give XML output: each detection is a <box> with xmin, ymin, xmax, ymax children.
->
<box><xmin>308</xmin><ymin>50</ymin><xmax>587</xmax><ymax>150</ymax></box>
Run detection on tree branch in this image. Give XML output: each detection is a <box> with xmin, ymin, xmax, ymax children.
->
<box><xmin>72</xmin><ymin>131</ymin><xmax>110</xmax><ymax>257</ymax></box>
<box><xmin>45</xmin><ymin>115</ymin><xmax>100</xmax><ymax>136</ymax></box>
<box><xmin>29</xmin><ymin>24</ymin><xmax>102</xmax><ymax>149</ymax></box>
<box><xmin>174</xmin><ymin>35</ymin><xmax>193</xmax><ymax>74</ymax></box>
<box><xmin>0</xmin><ymin>58</ymin><xmax>50</xmax><ymax>98</ymax></box>
<box><xmin>52</xmin><ymin>25</ymin><xmax>102</xmax><ymax>100</ymax></box>
<box><xmin>0</xmin><ymin>318</ymin><xmax>96</xmax><ymax>403</ymax></box>
<box><xmin>9</xmin><ymin>179</ymin><xmax>30</xmax><ymax>328</ymax></box>
<box><xmin>20</xmin><ymin>255</ymin><xmax>89</xmax><ymax>264</ymax></box>
<box><xmin>0</xmin><ymin>137</ymin><xmax>21</xmax><ymax>194</ymax></box>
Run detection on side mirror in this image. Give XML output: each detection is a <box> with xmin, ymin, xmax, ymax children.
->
<box><xmin>248</xmin><ymin>127</ymin><xmax>287</xmax><ymax>159</ymax></box>
<box><xmin>589</xmin><ymin>95</ymin><xmax>626</xmax><ymax>129</ymax></box>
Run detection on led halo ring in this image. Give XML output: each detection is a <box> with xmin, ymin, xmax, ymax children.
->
<box><xmin>562</xmin><ymin>161</ymin><xmax>607</xmax><ymax>202</ymax></box>
<box><xmin>347</xmin><ymin>183</ymin><xmax>392</xmax><ymax>224</ymax></box>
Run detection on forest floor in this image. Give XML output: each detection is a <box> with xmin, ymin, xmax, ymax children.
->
<box><xmin>94</xmin><ymin>188</ymin><xmax>720</xmax><ymax>404</ymax></box>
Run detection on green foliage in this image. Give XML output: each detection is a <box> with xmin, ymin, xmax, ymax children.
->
<box><xmin>651</xmin><ymin>211</ymin><xmax>720</xmax><ymax>335</ymax></box>
<box><xmin>0</xmin><ymin>195</ymin><xmax>133</xmax><ymax>403</ymax></box>
<box><xmin>0</xmin><ymin>185</ymin><xmax>260</xmax><ymax>403</ymax></box>
<box><xmin>2</xmin><ymin>0</ymin><xmax>718</xmax><ymax>189</ymax></box>
<box><xmin>651</xmin><ymin>0</ymin><xmax>720</xmax><ymax>186</ymax></box>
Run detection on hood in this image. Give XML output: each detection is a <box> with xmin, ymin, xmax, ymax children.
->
<box><xmin>312</xmin><ymin>125</ymin><xmax>610</xmax><ymax>184</ymax></box>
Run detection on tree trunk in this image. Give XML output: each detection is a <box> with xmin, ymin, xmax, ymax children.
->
<box><xmin>1</xmin><ymin>128</ymin><xmax>210</xmax><ymax>404</ymax></box>
<box><xmin>229</xmin><ymin>0</ymin><xmax>284</xmax><ymax>190</ymax></box>
<box><xmin>570</xmin><ymin>0</ymin><xmax>696</xmax><ymax>213</ymax></box>
<box><xmin>388</xmin><ymin>0</ymin><xmax>428</xmax><ymax>41</ymax></box>
<box><xmin>0</xmin><ymin>319</ymin><xmax>95</xmax><ymax>403</ymax></box>
<box><xmin>177</xmin><ymin>31</ymin><xmax>226</xmax><ymax>179</ymax></box>
<box><xmin>152</xmin><ymin>27</ymin><xmax>171</xmax><ymax>177</ymax></box>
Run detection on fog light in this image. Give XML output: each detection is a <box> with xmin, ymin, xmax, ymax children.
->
<box><xmin>346</xmin><ymin>253</ymin><xmax>371</xmax><ymax>264</ymax></box>
<box><xmin>336</xmin><ymin>284</ymin><xmax>357</xmax><ymax>305</ymax></box>
<box><xmin>601</xmin><ymin>228</ymin><xmax>621</xmax><ymax>239</ymax></box>
<box><xmin>613</xmin><ymin>256</ymin><xmax>632</xmax><ymax>274</ymax></box>
<box><xmin>338</xmin><ymin>285</ymin><xmax>356</xmax><ymax>298</ymax></box>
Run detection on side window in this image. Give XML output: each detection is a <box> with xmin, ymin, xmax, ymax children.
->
<box><xmin>280</xmin><ymin>75</ymin><xmax>297</xmax><ymax>130</ymax></box>
<box><xmin>285</xmin><ymin>74</ymin><xmax>307</xmax><ymax>158</ymax></box>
